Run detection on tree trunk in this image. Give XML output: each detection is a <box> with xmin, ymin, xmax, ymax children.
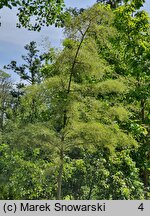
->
<box><xmin>56</xmin><ymin>22</ymin><xmax>91</xmax><ymax>200</ymax></box>
<box><xmin>57</xmin><ymin>145</ymin><xmax>64</xmax><ymax>200</ymax></box>
<box><xmin>141</xmin><ymin>98</ymin><xmax>145</xmax><ymax>123</ymax></box>
<box><xmin>143</xmin><ymin>170</ymin><xmax>148</xmax><ymax>199</ymax></box>
<box><xmin>140</xmin><ymin>98</ymin><xmax>148</xmax><ymax>198</ymax></box>
<box><xmin>87</xmin><ymin>181</ymin><xmax>94</xmax><ymax>200</ymax></box>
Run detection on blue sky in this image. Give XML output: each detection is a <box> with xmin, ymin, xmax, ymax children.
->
<box><xmin>0</xmin><ymin>0</ymin><xmax>150</xmax><ymax>81</ymax></box>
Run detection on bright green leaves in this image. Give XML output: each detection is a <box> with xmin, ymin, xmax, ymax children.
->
<box><xmin>64</xmin><ymin>3</ymin><xmax>114</xmax><ymax>38</ymax></box>
<box><xmin>97</xmin><ymin>0</ymin><xmax>145</xmax><ymax>10</ymax></box>
<box><xmin>72</xmin><ymin>122</ymin><xmax>137</xmax><ymax>151</ymax></box>
<box><xmin>0</xmin><ymin>0</ymin><xmax>66</xmax><ymax>31</ymax></box>
<box><xmin>0</xmin><ymin>144</ymin><xmax>56</xmax><ymax>199</ymax></box>
<box><xmin>108</xmin><ymin>149</ymin><xmax>144</xmax><ymax>199</ymax></box>
<box><xmin>96</xmin><ymin>79</ymin><xmax>127</xmax><ymax>95</ymax></box>
<box><xmin>109</xmin><ymin>106</ymin><xmax>129</xmax><ymax>122</ymax></box>
<box><xmin>62</xmin><ymin>147</ymin><xmax>144</xmax><ymax>199</ymax></box>
<box><xmin>17</xmin><ymin>0</ymin><xmax>66</xmax><ymax>31</ymax></box>
<box><xmin>114</xmin><ymin>4</ymin><xmax>149</xmax><ymax>37</ymax></box>
<box><xmin>112</xmin><ymin>0</ymin><xmax>150</xmax><ymax>197</ymax></box>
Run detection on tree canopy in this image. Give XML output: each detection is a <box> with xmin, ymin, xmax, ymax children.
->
<box><xmin>0</xmin><ymin>0</ymin><xmax>66</xmax><ymax>30</ymax></box>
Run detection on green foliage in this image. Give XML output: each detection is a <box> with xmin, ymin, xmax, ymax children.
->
<box><xmin>107</xmin><ymin>149</ymin><xmax>144</xmax><ymax>199</ymax></box>
<box><xmin>0</xmin><ymin>0</ymin><xmax>66</xmax><ymax>31</ymax></box>
<box><xmin>0</xmin><ymin>144</ymin><xmax>56</xmax><ymax>199</ymax></box>
<box><xmin>62</xmin><ymin>147</ymin><xmax>144</xmax><ymax>199</ymax></box>
<box><xmin>96</xmin><ymin>79</ymin><xmax>127</xmax><ymax>95</ymax></box>
<box><xmin>97</xmin><ymin>0</ymin><xmax>124</xmax><ymax>9</ymax></box>
<box><xmin>0</xmin><ymin>70</ymin><xmax>12</xmax><ymax>132</ymax></box>
<box><xmin>5</xmin><ymin>41</ymin><xmax>44</xmax><ymax>85</ymax></box>
<box><xmin>0</xmin><ymin>0</ymin><xmax>20</xmax><ymax>9</ymax></box>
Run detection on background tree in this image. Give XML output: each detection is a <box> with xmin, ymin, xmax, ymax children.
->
<box><xmin>4</xmin><ymin>41</ymin><xmax>51</xmax><ymax>122</ymax></box>
<box><xmin>99</xmin><ymin>1</ymin><xmax>150</xmax><ymax>198</ymax></box>
<box><xmin>0</xmin><ymin>70</ymin><xmax>12</xmax><ymax>134</ymax></box>
<box><xmin>5</xmin><ymin>41</ymin><xmax>45</xmax><ymax>85</ymax></box>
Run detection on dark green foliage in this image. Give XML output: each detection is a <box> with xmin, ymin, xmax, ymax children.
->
<box><xmin>62</xmin><ymin>147</ymin><xmax>144</xmax><ymax>199</ymax></box>
<box><xmin>97</xmin><ymin>0</ymin><xmax>123</xmax><ymax>8</ymax></box>
<box><xmin>5</xmin><ymin>41</ymin><xmax>44</xmax><ymax>85</ymax></box>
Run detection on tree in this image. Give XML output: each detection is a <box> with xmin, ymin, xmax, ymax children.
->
<box><xmin>0</xmin><ymin>70</ymin><xmax>12</xmax><ymax>133</ymax></box>
<box><xmin>0</xmin><ymin>0</ymin><xmax>66</xmax><ymax>31</ymax></box>
<box><xmin>103</xmin><ymin>1</ymin><xmax>150</xmax><ymax>198</ymax></box>
<box><xmin>97</xmin><ymin>0</ymin><xmax>145</xmax><ymax>9</ymax></box>
<box><xmin>38</xmin><ymin>3</ymin><xmax>140</xmax><ymax>199</ymax></box>
<box><xmin>4</xmin><ymin>41</ymin><xmax>50</xmax><ymax>123</ymax></box>
<box><xmin>5</xmin><ymin>41</ymin><xmax>45</xmax><ymax>85</ymax></box>
<box><xmin>0</xmin><ymin>140</ymin><xmax>57</xmax><ymax>199</ymax></box>
<box><xmin>97</xmin><ymin>0</ymin><xmax>124</xmax><ymax>8</ymax></box>
<box><xmin>3</xmin><ymin>3</ymin><xmax>134</xmax><ymax>200</ymax></box>
<box><xmin>62</xmin><ymin>147</ymin><xmax>144</xmax><ymax>199</ymax></box>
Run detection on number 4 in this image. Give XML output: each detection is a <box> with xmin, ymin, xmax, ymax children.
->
<box><xmin>138</xmin><ymin>203</ymin><xmax>144</xmax><ymax>211</ymax></box>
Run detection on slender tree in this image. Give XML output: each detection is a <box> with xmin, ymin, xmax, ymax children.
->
<box><xmin>0</xmin><ymin>70</ymin><xmax>11</xmax><ymax>133</ymax></box>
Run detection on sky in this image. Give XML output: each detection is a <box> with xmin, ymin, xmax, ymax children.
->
<box><xmin>0</xmin><ymin>0</ymin><xmax>150</xmax><ymax>81</ymax></box>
